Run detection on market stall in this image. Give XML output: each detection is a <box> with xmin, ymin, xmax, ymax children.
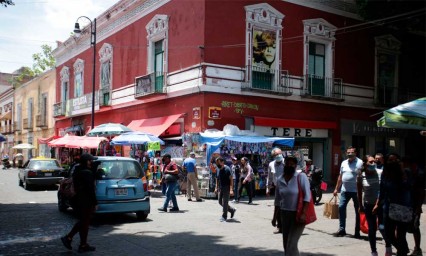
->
<box><xmin>196</xmin><ymin>125</ymin><xmax>295</xmax><ymax>198</ymax></box>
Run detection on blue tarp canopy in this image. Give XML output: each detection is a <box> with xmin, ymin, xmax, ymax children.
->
<box><xmin>199</xmin><ymin>132</ymin><xmax>294</xmax><ymax>164</ymax></box>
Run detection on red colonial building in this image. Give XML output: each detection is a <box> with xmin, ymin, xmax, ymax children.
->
<box><xmin>52</xmin><ymin>0</ymin><xmax>425</xmax><ymax>183</ymax></box>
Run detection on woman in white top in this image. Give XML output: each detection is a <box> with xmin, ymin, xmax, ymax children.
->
<box><xmin>276</xmin><ymin>156</ymin><xmax>311</xmax><ymax>256</ymax></box>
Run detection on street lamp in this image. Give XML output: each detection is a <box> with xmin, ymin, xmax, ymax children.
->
<box><xmin>73</xmin><ymin>16</ymin><xmax>96</xmax><ymax>130</ymax></box>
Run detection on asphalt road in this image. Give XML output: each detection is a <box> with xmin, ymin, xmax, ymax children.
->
<box><xmin>0</xmin><ymin>167</ymin><xmax>424</xmax><ymax>255</ymax></box>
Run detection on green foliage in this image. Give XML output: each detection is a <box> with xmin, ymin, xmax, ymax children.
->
<box><xmin>8</xmin><ymin>44</ymin><xmax>55</xmax><ymax>88</ymax></box>
<box><xmin>0</xmin><ymin>0</ymin><xmax>14</xmax><ymax>7</ymax></box>
<box><xmin>31</xmin><ymin>45</ymin><xmax>56</xmax><ymax>76</ymax></box>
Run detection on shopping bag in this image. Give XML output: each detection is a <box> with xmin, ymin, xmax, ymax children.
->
<box><xmin>360</xmin><ymin>212</ymin><xmax>368</xmax><ymax>234</ymax></box>
<box><xmin>296</xmin><ymin>174</ymin><xmax>317</xmax><ymax>225</ymax></box>
<box><xmin>324</xmin><ymin>195</ymin><xmax>339</xmax><ymax>219</ymax></box>
<box><xmin>320</xmin><ymin>181</ymin><xmax>328</xmax><ymax>191</ymax></box>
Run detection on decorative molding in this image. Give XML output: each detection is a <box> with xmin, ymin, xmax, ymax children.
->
<box><xmin>73</xmin><ymin>59</ymin><xmax>85</xmax><ymax>74</ymax></box>
<box><xmin>54</xmin><ymin>0</ymin><xmax>171</xmax><ymax>67</ymax></box>
<box><xmin>282</xmin><ymin>0</ymin><xmax>360</xmax><ymax>20</ymax></box>
<box><xmin>99</xmin><ymin>43</ymin><xmax>113</xmax><ymax>63</ymax></box>
<box><xmin>146</xmin><ymin>14</ymin><xmax>169</xmax><ymax>38</ymax></box>
<box><xmin>245</xmin><ymin>3</ymin><xmax>284</xmax><ymax>29</ymax></box>
<box><xmin>303</xmin><ymin>18</ymin><xmax>336</xmax><ymax>39</ymax></box>
<box><xmin>60</xmin><ymin>66</ymin><xmax>70</xmax><ymax>82</ymax></box>
<box><xmin>375</xmin><ymin>35</ymin><xmax>401</xmax><ymax>51</ymax></box>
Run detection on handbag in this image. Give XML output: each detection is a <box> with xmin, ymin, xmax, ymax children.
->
<box><xmin>165</xmin><ymin>174</ymin><xmax>177</xmax><ymax>182</ymax></box>
<box><xmin>388</xmin><ymin>203</ymin><xmax>413</xmax><ymax>223</ymax></box>
<box><xmin>324</xmin><ymin>195</ymin><xmax>339</xmax><ymax>219</ymax></box>
<box><xmin>296</xmin><ymin>173</ymin><xmax>317</xmax><ymax>225</ymax></box>
<box><xmin>59</xmin><ymin>177</ymin><xmax>76</xmax><ymax>198</ymax></box>
<box><xmin>360</xmin><ymin>212</ymin><xmax>369</xmax><ymax>234</ymax></box>
<box><xmin>320</xmin><ymin>181</ymin><xmax>328</xmax><ymax>191</ymax></box>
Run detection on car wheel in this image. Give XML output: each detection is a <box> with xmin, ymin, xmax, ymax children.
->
<box><xmin>23</xmin><ymin>179</ymin><xmax>32</xmax><ymax>190</ymax></box>
<box><xmin>136</xmin><ymin>211</ymin><xmax>148</xmax><ymax>221</ymax></box>
<box><xmin>19</xmin><ymin>179</ymin><xmax>23</xmax><ymax>187</ymax></box>
<box><xmin>57</xmin><ymin>192</ymin><xmax>68</xmax><ymax>212</ymax></box>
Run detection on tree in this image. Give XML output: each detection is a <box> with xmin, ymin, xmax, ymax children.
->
<box><xmin>9</xmin><ymin>44</ymin><xmax>56</xmax><ymax>87</ymax></box>
<box><xmin>0</xmin><ymin>0</ymin><xmax>14</xmax><ymax>7</ymax></box>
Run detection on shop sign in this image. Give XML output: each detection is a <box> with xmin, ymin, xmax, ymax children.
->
<box><xmin>193</xmin><ymin>107</ymin><xmax>201</xmax><ymax>119</ymax></box>
<box><xmin>67</xmin><ymin>92</ymin><xmax>99</xmax><ymax>117</ymax></box>
<box><xmin>253</xmin><ymin>125</ymin><xmax>328</xmax><ymax>138</ymax></box>
<box><xmin>148</xmin><ymin>142</ymin><xmax>161</xmax><ymax>151</ymax></box>
<box><xmin>135</xmin><ymin>74</ymin><xmax>153</xmax><ymax>97</ymax></box>
<box><xmin>208</xmin><ymin>107</ymin><xmax>221</xmax><ymax>119</ymax></box>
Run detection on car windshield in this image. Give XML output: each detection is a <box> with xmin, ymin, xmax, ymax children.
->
<box><xmin>96</xmin><ymin>160</ymin><xmax>144</xmax><ymax>180</ymax></box>
<box><xmin>29</xmin><ymin>160</ymin><xmax>60</xmax><ymax>169</ymax></box>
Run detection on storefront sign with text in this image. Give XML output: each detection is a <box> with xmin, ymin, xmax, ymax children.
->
<box><xmin>208</xmin><ymin>107</ymin><xmax>221</xmax><ymax>119</ymax></box>
<box><xmin>252</xmin><ymin>126</ymin><xmax>328</xmax><ymax>138</ymax></box>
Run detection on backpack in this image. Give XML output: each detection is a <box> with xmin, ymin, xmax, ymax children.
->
<box><xmin>60</xmin><ymin>177</ymin><xmax>76</xmax><ymax>199</ymax></box>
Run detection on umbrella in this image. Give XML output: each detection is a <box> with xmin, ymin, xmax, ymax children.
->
<box><xmin>65</xmin><ymin>136</ymin><xmax>108</xmax><ymax>149</ymax></box>
<box><xmin>0</xmin><ymin>133</ymin><xmax>6</xmax><ymax>142</ymax></box>
<box><xmin>110</xmin><ymin>131</ymin><xmax>165</xmax><ymax>145</ymax></box>
<box><xmin>377</xmin><ymin>97</ymin><xmax>426</xmax><ymax>130</ymax></box>
<box><xmin>12</xmin><ymin>143</ymin><xmax>35</xmax><ymax>149</ymax></box>
<box><xmin>48</xmin><ymin>135</ymin><xmax>80</xmax><ymax>147</ymax></box>
<box><xmin>87</xmin><ymin>123</ymin><xmax>133</xmax><ymax>137</ymax></box>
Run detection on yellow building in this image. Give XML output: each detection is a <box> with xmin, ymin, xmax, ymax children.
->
<box><xmin>14</xmin><ymin>69</ymin><xmax>56</xmax><ymax>159</ymax></box>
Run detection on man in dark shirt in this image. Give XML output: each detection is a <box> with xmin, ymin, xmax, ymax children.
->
<box><xmin>215</xmin><ymin>156</ymin><xmax>236</xmax><ymax>222</ymax></box>
<box><xmin>61</xmin><ymin>153</ymin><xmax>98</xmax><ymax>253</ymax></box>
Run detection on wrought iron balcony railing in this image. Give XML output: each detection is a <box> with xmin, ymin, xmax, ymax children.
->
<box><xmin>23</xmin><ymin>118</ymin><xmax>33</xmax><ymax>131</ymax></box>
<box><xmin>99</xmin><ymin>87</ymin><xmax>111</xmax><ymax>106</ymax></box>
<box><xmin>53</xmin><ymin>102</ymin><xmax>66</xmax><ymax>117</ymax></box>
<box><xmin>242</xmin><ymin>66</ymin><xmax>291</xmax><ymax>95</ymax></box>
<box><xmin>303</xmin><ymin>74</ymin><xmax>343</xmax><ymax>101</ymax></box>
<box><xmin>36</xmin><ymin>114</ymin><xmax>47</xmax><ymax>128</ymax></box>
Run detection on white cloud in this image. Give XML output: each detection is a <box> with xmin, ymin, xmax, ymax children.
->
<box><xmin>0</xmin><ymin>0</ymin><xmax>119</xmax><ymax>74</ymax></box>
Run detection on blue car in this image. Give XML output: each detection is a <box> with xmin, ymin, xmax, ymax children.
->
<box><xmin>58</xmin><ymin>156</ymin><xmax>150</xmax><ymax>221</ymax></box>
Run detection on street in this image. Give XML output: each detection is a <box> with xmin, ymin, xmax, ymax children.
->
<box><xmin>0</xmin><ymin>167</ymin><xmax>424</xmax><ymax>256</ymax></box>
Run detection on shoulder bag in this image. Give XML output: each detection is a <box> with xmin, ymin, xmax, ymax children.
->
<box><xmin>296</xmin><ymin>173</ymin><xmax>317</xmax><ymax>225</ymax></box>
<box><xmin>388</xmin><ymin>203</ymin><xmax>413</xmax><ymax>223</ymax></box>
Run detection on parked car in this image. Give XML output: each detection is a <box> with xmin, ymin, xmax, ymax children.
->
<box><xmin>18</xmin><ymin>157</ymin><xmax>65</xmax><ymax>190</ymax></box>
<box><xmin>58</xmin><ymin>156</ymin><xmax>150</xmax><ymax>221</ymax></box>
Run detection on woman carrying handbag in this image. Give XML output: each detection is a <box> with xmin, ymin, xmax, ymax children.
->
<box><xmin>276</xmin><ymin>155</ymin><xmax>313</xmax><ymax>256</ymax></box>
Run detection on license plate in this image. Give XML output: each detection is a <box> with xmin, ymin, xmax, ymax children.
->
<box><xmin>44</xmin><ymin>173</ymin><xmax>52</xmax><ymax>177</ymax></box>
<box><xmin>115</xmin><ymin>188</ymin><xmax>128</xmax><ymax>196</ymax></box>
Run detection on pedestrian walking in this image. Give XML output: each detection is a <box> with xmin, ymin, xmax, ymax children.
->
<box><xmin>183</xmin><ymin>152</ymin><xmax>202</xmax><ymax>202</ymax></box>
<box><xmin>158</xmin><ymin>154</ymin><xmax>180</xmax><ymax>212</ymax></box>
<box><xmin>357</xmin><ymin>155</ymin><xmax>381</xmax><ymax>256</ymax></box>
<box><xmin>238</xmin><ymin>157</ymin><xmax>253</xmax><ymax>204</ymax></box>
<box><xmin>266</xmin><ymin>147</ymin><xmax>284</xmax><ymax>234</ymax></box>
<box><xmin>230</xmin><ymin>156</ymin><xmax>240</xmax><ymax>203</ymax></box>
<box><xmin>276</xmin><ymin>155</ymin><xmax>310</xmax><ymax>256</ymax></box>
<box><xmin>61</xmin><ymin>153</ymin><xmax>98</xmax><ymax>253</ymax></box>
<box><xmin>333</xmin><ymin>146</ymin><xmax>363</xmax><ymax>238</ymax></box>
<box><xmin>214</xmin><ymin>156</ymin><xmax>236</xmax><ymax>222</ymax></box>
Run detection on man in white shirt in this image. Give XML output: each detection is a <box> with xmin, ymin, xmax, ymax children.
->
<box><xmin>266</xmin><ymin>147</ymin><xmax>284</xmax><ymax>234</ymax></box>
<box><xmin>333</xmin><ymin>146</ymin><xmax>363</xmax><ymax>238</ymax></box>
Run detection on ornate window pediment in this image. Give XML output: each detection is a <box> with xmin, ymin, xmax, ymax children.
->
<box><xmin>99</xmin><ymin>43</ymin><xmax>113</xmax><ymax>63</ymax></box>
<box><xmin>73</xmin><ymin>59</ymin><xmax>85</xmax><ymax>74</ymax></box>
<box><xmin>60</xmin><ymin>66</ymin><xmax>69</xmax><ymax>82</ymax></box>
<box><xmin>375</xmin><ymin>35</ymin><xmax>401</xmax><ymax>51</ymax></box>
<box><xmin>303</xmin><ymin>18</ymin><xmax>336</xmax><ymax>39</ymax></box>
<box><xmin>146</xmin><ymin>14</ymin><xmax>169</xmax><ymax>39</ymax></box>
<box><xmin>245</xmin><ymin>3</ymin><xmax>284</xmax><ymax>28</ymax></box>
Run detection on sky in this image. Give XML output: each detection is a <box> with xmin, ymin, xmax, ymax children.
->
<box><xmin>0</xmin><ymin>0</ymin><xmax>120</xmax><ymax>74</ymax></box>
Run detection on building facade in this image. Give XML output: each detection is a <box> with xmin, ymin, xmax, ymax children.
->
<box><xmin>0</xmin><ymin>72</ymin><xmax>15</xmax><ymax>158</ymax></box>
<box><xmin>52</xmin><ymin>0</ymin><xmax>425</xmax><ymax>182</ymax></box>
<box><xmin>14</xmin><ymin>69</ymin><xmax>56</xmax><ymax>159</ymax></box>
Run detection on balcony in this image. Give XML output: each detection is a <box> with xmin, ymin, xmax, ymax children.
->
<box><xmin>135</xmin><ymin>72</ymin><xmax>166</xmax><ymax>98</ymax></box>
<box><xmin>242</xmin><ymin>66</ymin><xmax>292</xmax><ymax>95</ymax></box>
<box><xmin>23</xmin><ymin>118</ymin><xmax>33</xmax><ymax>131</ymax></box>
<box><xmin>36</xmin><ymin>114</ymin><xmax>47</xmax><ymax>128</ymax></box>
<box><xmin>1</xmin><ymin>124</ymin><xmax>13</xmax><ymax>134</ymax></box>
<box><xmin>99</xmin><ymin>87</ymin><xmax>111</xmax><ymax>106</ymax></box>
<box><xmin>13</xmin><ymin>122</ymin><xmax>21</xmax><ymax>132</ymax></box>
<box><xmin>53</xmin><ymin>102</ymin><xmax>66</xmax><ymax>117</ymax></box>
<box><xmin>302</xmin><ymin>74</ymin><xmax>344</xmax><ymax>101</ymax></box>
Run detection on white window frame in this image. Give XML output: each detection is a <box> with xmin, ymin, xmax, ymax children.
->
<box><xmin>374</xmin><ymin>35</ymin><xmax>400</xmax><ymax>105</ymax></box>
<box><xmin>73</xmin><ymin>59</ymin><xmax>84</xmax><ymax>98</ymax></box>
<box><xmin>244</xmin><ymin>3</ymin><xmax>284</xmax><ymax>89</ymax></box>
<box><xmin>99</xmin><ymin>43</ymin><xmax>113</xmax><ymax>90</ymax></box>
<box><xmin>60</xmin><ymin>66</ymin><xmax>70</xmax><ymax>103</ymax></box>
<box><xmin>146</xmin><ymin>14</ymin><xmax>169</xmax><ymax>77</ymax></box>
<box><xmin>303</xmin><ymin>18</ymin><xmax>336</xmax><ymax>95</ymax></box>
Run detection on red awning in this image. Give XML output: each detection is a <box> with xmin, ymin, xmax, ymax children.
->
<box><xmin>37</xmin><ymin>135</ymin><xmax>61</xmax><ymax>144</ymax></box>
<box><xmin>65</xmin><ymin>136</ymin><xmax>108</xmax><ymax>149</ymax></box>
<box><xmin>48</xmin><ymin>135</ymin><xmax>79</xmax><ymax>147</ymax></box>
<box><xmin>127</xmin><ymin>113</ymin><xmax>183</xmax><ymax>136</ymax></box>
<box><xmin>253</xmin><ymin>116</ymin><xmax>337</xmax><ymax>129</ymax></box>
